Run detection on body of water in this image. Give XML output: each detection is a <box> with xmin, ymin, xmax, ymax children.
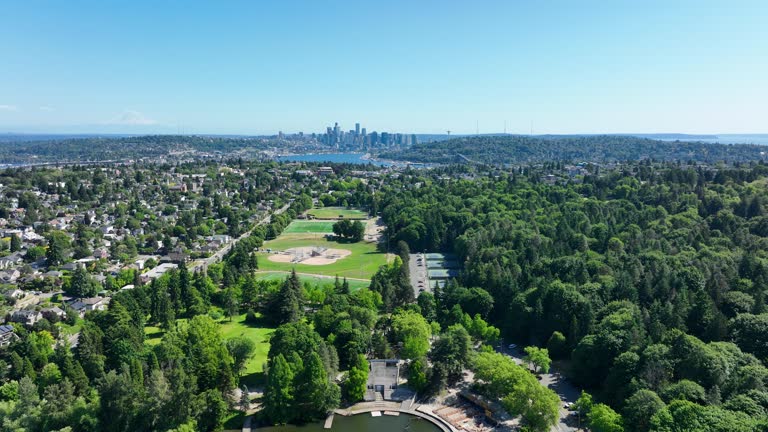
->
<box><xmin>659</xmin><ymin>134</ymin><xmax>768</xmax><ymax>145</ymax></box>
<box><xmin>277</xmin><ymin>153</ymin><xmax>394</xmax><ymax>166</ymax></box>
<box><xmin>257</xmin><ymin>413</ymin><xmax>441</xmax><ymax>432</ymax></box>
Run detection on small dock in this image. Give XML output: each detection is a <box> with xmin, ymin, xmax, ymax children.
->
<box><xmin>384</xmin><ymin>411</ymin><xmax>400</xmax><ymax>416</ymax></box>
<box><xmin>371</xmin><ymin>411</ymin><xmax>382</xmax><ymax>417</ymax></box>
<box><xmin>323</xmin><ymin>414</ymin><xmax>334</xmax><ymax>429</ymax></box>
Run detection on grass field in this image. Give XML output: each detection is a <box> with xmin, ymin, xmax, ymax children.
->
<box><xmin>306</xmin><ymin>207</ymin><xmax>369</xmax><ymax>219</ymax></box>
<box><xmin>256</xmin><ymin>232</ymin><xmax>388</xmax><ymax>279</ymax></box>
<box><xmin>254</xmin><ymin>271</ymin><xmax>370</xmax><ymax>291</ymax></box>
<box><xmin>143</xmin><ymin>313</ymin><xmax>273</xmax><ymax>387</ymax></box>
<box><xmin>218</xmin><ymin>313</ymin><xmax>273</xmax><ymax>385</ymax></box>
<box><xmin>283</xmin><ymin>220</ymin><xmax>335</xmax><ymax>233</ymax></box>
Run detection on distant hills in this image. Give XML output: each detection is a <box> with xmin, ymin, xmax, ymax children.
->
<box><xmin>0</xmin><ymin>135</ymin><xmax>274</xmax><ymax>165</ymax></box>
<box><xmin>380</xmin><ymin>135</ymin><xmax>768</xmax><ymax>165</ymax></box>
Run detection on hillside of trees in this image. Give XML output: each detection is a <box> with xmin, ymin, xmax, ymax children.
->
<box><xmin>380</xmin><ymin>135</ymin><xmax>768</xmax><ymax>165</ymax></box>
<box><xmin>0</xmin><ymin>135</ymin><xmax>276</xmax><ymax>164</ymax></box>
<box><xmin>377</xmin><ymin>161</ymin><xmax>768</xmax><ymax>431</ymax></box>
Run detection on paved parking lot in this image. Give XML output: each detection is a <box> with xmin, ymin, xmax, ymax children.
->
<box><xmin>409</xmin><ymin>252</ymin><xmax>429</xmax><ymax>297</ymax></box>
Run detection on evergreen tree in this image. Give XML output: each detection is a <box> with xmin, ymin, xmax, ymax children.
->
<box><xmin>295</xmin><ymin>352</ymin><xmax>339</xmax><ymax>421</ymax></box>
<box><xmin>263</xmin><ymin>354</ymin><xmax>295</xmax><ymax>424</ymax></box>
<box><xmin>10</xmin><ymin>233</ymin><xmax>21</xmax><ymax>252</ymax></box>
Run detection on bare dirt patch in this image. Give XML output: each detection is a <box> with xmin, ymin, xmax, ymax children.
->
<box><xmin>267</xmin><ymin>247</ymin><xmax>352</xmax><ymax>265</ymax></box>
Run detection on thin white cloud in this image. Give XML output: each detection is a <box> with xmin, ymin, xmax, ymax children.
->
<box><xmin>106</xmin><ymin>110</ymin><xmax>158</xmax><ymax>125</ymax></box>
<box><xmin>0</xmin><ymin>105</ymin><xmax>18</xmax><ymax>111</ymax></box>
<box><xmin>39</xmin><ymin>106</ymin><xmax>54</xmax><ymax>112</ymax></box>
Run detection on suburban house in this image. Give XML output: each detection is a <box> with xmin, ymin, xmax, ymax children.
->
<box><xmin>141</xmin><ymin>263</ymin><xmax>177</xmax><ymax>283</ymax></box>
<box><xmin>163</xmin><ymin>247</ymin><xmax>189</xmax><ymax>264</ymax></box>
<box><xmin>0</xmin><ymin>252</ymin><xmax>24</xmax><ymax>269</ymax></box>
<box><xmin>0</xmin><ymin>325</ymin><xmax>17</xmax><ymax>347</ymax></box>
<box><xmin>67</xmin><ymin>297</ymin><xmax>110</xmax><ymax>317</ymax></box>
<box><xmin>10</xmin><ymin>310</ymin><xmax>43</xmax><ymax>327</ymax></box>
<box><xmin>41</xmin><ymin>306</ymin><xmax>66</xmax><ymax>321</ymax></box>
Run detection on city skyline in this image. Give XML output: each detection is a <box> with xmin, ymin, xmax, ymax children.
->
<box><xmin>1</xmin><ymin>1</ymin><xmax>767</xmax><ymax>135</ymax></box>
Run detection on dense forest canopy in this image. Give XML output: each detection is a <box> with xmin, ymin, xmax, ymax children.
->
<box><xmin>377</xmin><ymin>161</ymin><xmax>768</xmax><ymax>430</ymax></box>
<box><xmin>380</xmin><ymin>135</ymin><xmax>768</xmax><ymax>164</ymax></box>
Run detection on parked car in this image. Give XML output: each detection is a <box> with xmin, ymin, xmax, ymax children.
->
<box><xmin>508</xmin><ymin>343</ymin><xmax>517</xmax><ymax>349</ymax></box>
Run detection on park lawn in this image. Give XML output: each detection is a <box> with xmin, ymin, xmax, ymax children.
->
<box><xmin>218</xmin><ymin>313</ymin><xmax>273</xmax><ymax>380</ymax></box>
<box><xmin>57</xmin><ymin>320</ymin><xmax>83</xmax><ymax>337</ymax></box>
<box><xmin>144</xmin><ymin>325</ymin><xmax>164</xmax><ymax>346</ymax></box>
<box><xmin>283</xmin><ymin>220</ymin><xmax>335</xmax><ymax>233</ymax></box>
<box><xmin>256</xmin><ymin>233</ymin><xmax>389</xmax><ymax>279</ymax></box>
<box><xmin>143</xmin><ymin>313</ymin><xmax>273</xmax><ymax>386</ymax></box>
<box><xmin>254</xmin><ymin>271</ymin><xmax>370</xmax><ymax>291</ymax></box>
<box><xmin>306</xmin><ymin>206</ymin><xmax>368</xmax><ymax>219</ymax></box>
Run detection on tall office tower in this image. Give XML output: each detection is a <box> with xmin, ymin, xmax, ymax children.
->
<box><xmin>361</xmin><ymin>127</ymin><xmax>367</xmax><ymax>136</ymax></box>
<box><xmin>355</xmin><ymin>123</ymin><xmax>360</xmax><ymax>136</ymax></box>
<box><xmin>371</xmin><ymin>131</ymin><xmax>379</xmax><ymax>146</ymax></box>
<box><xmin>411</xmin><ymin>134</ymin><xmax>417</xmax><ymax>145</ymax></box>
<box><xmin>334</xmin><ymin>122</ymin><xmax>340</xmax><ymax>137</ymax></box>
<box><xmin>381</xmin><ymin>132</ymin><xmax>389</xmax><ymax>146</ymax></box>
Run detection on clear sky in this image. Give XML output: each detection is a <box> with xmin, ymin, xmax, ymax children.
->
<box><xmin>1</xmin><ymin>0</ymin><xmax>766</xmax><ymax>135</ymax></box>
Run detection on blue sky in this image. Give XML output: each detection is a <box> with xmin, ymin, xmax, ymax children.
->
<box><xmin>1</xmin><ymin>0</ymin><xmax>766</xmax><ymax>135</ymax></box>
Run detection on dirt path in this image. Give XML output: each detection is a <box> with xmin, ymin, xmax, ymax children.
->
<box><xmin>254</xmin><ymin>270</ymin><xmax>371</xmax><ymax>282</ymax></box>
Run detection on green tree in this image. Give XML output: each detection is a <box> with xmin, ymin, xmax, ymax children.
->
<box><xmin>344</xmin><ymin>354</ymin><xmax>368</xmax><ymax>402</ymax></box>
<box><xmin>295</xmin><ymin>352</ymin><xmax>339</xmax><ymax>421</ymax></box>
<box><xmin>45</xmin><ymin>231</ymin><xmax>71</xmax><ymax>266</ymax></box>
<box><xmin>263</xmin><ymin>354</ymin><xmax>295</xmax><ymax>424</ymax></box>
<box><xmin>391</xmin><ymin>310</ymin><xmax>431</xmax><ymax>359</ymax></box>
<box><xmin>227</xmin><ymin>336</ymin><xmax>256</xmax><ymax>379</ymax></box>
<box><xmin>623</xmin><ymin>389</ymin><xmax>665</xmax><ymax>432</ymax></box>
<box><xmin>185</xmin><ymin>315</ymin><xmax>235</xmax><ymax>392</ymax></box>
<box><xmin>67</xmin><ymin>266</ymin><xmax>100</xmax><ymax>297</ymax></box>
<box><xmin>267</xmin><ymin>270</ymin><xmax>304</xmax><ymax>325</ymax></box>
<box><xmin>546</xmin><ymin>331</ymin><xmax>568</xmax><ymax>360</ymax></box>
<box><xmin>10</xmin><ymin>233</ymin><xmax>21</xmax><ymax>252</ymax></box>
<box><xmin>588</xmin><ymin>403</ymin><xmax>624</xmax><ymax>432</ymax></box>
<box><xmin>524</xmin><ymin>346</ymin><xmax>552</xmax><ymax>374</ymax></box>
<box><xmin>195</xmin><ymin>389</ymin><xmax>228</xmax><ymax>432</ymax></box>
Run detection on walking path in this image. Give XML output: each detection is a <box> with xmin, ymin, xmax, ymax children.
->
<box><xmin>254</xmin><ymin>270</ymin><xmax>371</xmax><ymax>282</ymax></box>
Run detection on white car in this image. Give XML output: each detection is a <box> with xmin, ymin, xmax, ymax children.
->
<box><xmin>508</xmin><ymin>344</ymin><xmax>517</xmax><ymax>349</ymax></box>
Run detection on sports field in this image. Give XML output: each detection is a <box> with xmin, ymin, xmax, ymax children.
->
<box><xmin>306</xmin><ymin>207</ymin><xmax>368</xmax><ymax>219</ymax></box>
<box><xmin>254</xmin><ymin>271</ymin><xmax>370</xmax><ymax>291</ymax></box>
<box><xmin>283</xmin><ymin>220</ymin><xmax>335</xmax><ymax>233</ymax></box>
<box><xmin>257</xmin><ymin>232</ymin><xmax>389</xmax><ymax>279</ymax></box>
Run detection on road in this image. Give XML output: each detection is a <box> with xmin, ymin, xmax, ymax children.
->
<box><xmin>189</xmin><ymin>203</ymin><xmax>290</xmax><ymax>272</ymax></box>
<box><xmin>498</xmin><ymin>344</ymin><xmax>582</xmax><ymax>432</ymax></box>
<box><xmin>408</xmin><ymin>252</ymin><xmax>429</xmax><ymax>297</ymax></box>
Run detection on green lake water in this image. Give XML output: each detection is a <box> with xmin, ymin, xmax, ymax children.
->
<box><xmin>257</xmin><ymin>413</ymin><xmax>441</xmax><ymax>432</ymax></box>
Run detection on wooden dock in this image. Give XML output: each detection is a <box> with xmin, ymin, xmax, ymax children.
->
<box><xmin>323</xmin><ymin>414</ymin><xmax>334</xmax><ymax>429</ymax></box>
<box><xmin>384</xmin><ymin>411</ymin><xmax>400</xmax><ymax>416</ymax></box>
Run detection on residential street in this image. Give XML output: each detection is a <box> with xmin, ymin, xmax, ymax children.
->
<box><xmin>189</xmin><ymin>203</ymin><xmax>290</xmax><ymax>272</ymax></box>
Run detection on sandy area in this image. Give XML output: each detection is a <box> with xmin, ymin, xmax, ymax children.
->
<box><xmin>268</xmin><ymin>254</ymin><xmax>295</xmax><ymax>263</ymax></box>
<box><xmin>267</xmin><ymin>247</ymin><xmax>352</xmax><ymax>265</ymax></box>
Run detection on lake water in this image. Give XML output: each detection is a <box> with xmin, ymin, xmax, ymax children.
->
<box><xmin>257</xmin><ymin>413</ymin><xmax>441</xmax><ymax>432</ymax></box>
<box><xmin>659</xmin><ymin>134</ymin><xmax>768</xmax><ymax>145</ymax></box>
<box><xmin>277</xmin><ymin>153</ymin><xmax>394</xmax><ymax>166</ymax></box>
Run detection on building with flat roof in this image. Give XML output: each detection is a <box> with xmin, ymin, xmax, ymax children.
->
<box><xmin>365</xmin><ymin>359</ymin><xmax>400</xmax><ymax>401</ymax></box>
